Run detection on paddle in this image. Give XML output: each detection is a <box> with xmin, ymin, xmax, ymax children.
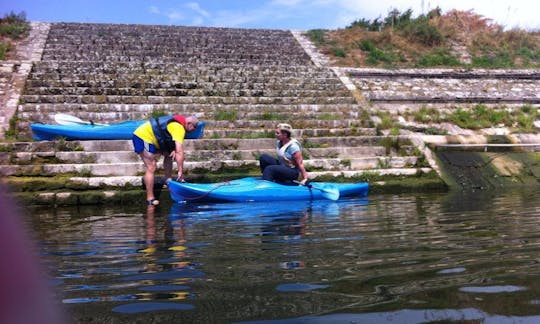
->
<box><xmin>54</xmin><ymin>113</ymin><xmax>107</xmax><ymax>126</ymax></box>
<box><xmin>295</xmin><ymin>181</ymin><xmax>340</xmax><ymax>201</ymax></box>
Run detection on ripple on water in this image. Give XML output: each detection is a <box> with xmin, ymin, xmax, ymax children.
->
<box><xmin>112</xmin><ymin>302</ymin><xmax>194</xmax><ymax>314</ymax></box>
<box><xmin>275</xmin><ymin>283</ymin><xmax>330</xmax><ymax>292</ymax></box>
<box><xmin>459</xmin><ymin>285</ymin><xmax>527</xmax><ymax>293</ymax></box>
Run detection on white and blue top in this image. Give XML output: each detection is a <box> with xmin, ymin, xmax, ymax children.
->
<box><xmin>276</xmin><ymin>139</ymin><xmax>301</xmax><ymax>168</ymax></box>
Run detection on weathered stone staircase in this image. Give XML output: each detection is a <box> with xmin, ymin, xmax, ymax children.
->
<box><xmin>9</xmin><ymin>21</ymin><xmax>540</xmax><ymax>203</ymax></box>
<box><xmin>0</xmin><ymin>22</ymin><xmax>434</xmax><ymax>205</ymax></box>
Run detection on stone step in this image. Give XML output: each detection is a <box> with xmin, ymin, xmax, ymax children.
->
<box><xmin>32</xmin><ymin>61</ymin><xmax>335</xmax><ymax>75</ymax></box>
<box><xmin>20</xmin><ymin>88</ymin><xmax>353</xmax><ymax>102</ymax></box>
<box><xmin>19</xmin><ymin>110</ymin><xmax>363</xmax><ymax>125</ymax></box>
<box><xmin>41</xmin><ymin>54</ymin><xmax>311</xmax><ymax>67</ymax></box>
<box><xmin>19</xmin><ymin>94</ymin><xmax>357</xmax><ymax>105</ymax></box>
<box><xmin>24</xmin><ymin>84</ymin><xmax>346</xmax><ymax>95</ymax></box>
<box><xmin>0</xmin><ymin>156</ymin><xmax>421</xmax><ymax>177</ymax></box>
<box><xmin>40</xmin><ymin>55</ymin><xmax>311</xmax><ymax>66</ymax></box>
<box><xmin>25</xmin><ymin>75</ymin><xmax>344</xmax><ymax>87</ymax></box>
<box><xmin>56</xmin><ymin>167</ymin><xmax>432</xmax><ymax>189</ymax></box>
<box><xmin>309</xmin><ymin>168</ymin><xmax>433</xmax><ymax>178</ymax></box>
<box><xmin>18</xmin><ymin>103</ymin><xmax>361</xmax><ymax>117</ymax></box>
<box><xmin>2</xmin><ymin>146</ymin><xmax>398</xmax><ymax>164</ymax></box>
<box><xmin>2</xmin><ymin>136</ymin><xmax>412</xmax><ymax>152</ymax></box>
<box><xmin>24</xmin><ymin>83</ymin><xmax>345</xmax><ymax>93</ymax></box>
<box><xmin>204</xmin><ymin>127</ymin><xmax>377</xmax><ymax>138</ymax></box>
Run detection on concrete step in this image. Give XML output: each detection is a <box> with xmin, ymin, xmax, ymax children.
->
<box><xmin>2</xmin><ymin>136</ymin><xmax>412</xmax><ymax>152</ymax></box>
<box><xmin>3</xmin><ymin>145</ymin><xmax>404</xmax><ymax>165</ymax></box>
<box><xmin>22</xmin><ymin>86</ymin><xmax>353</xmax><ymax>97</ymax></box>
<box><xmin>20</xmin><ymin>109</ymin><xmax>364</xmax><ymax>124</ymax></box>
<box><xmin>18</xmin><ymin>103</ymin><xmax>361</xmax><ymax>114</ymax></box>
<box><xmin>204</xmin><ymin>127</ymin><xmax>377</xmax><ymax>138</ymax></box>
<box><xmin>19</xmin><ymin>91</ymin><xmax>355</xmax><ymax>104</ymax></box>
<box><xmin>32</xmin><ymin>61</ymin><xmax>335</xmax><ymax>75</ymax></box>
<box><xmin>24</xmin><ymin>79</ymin><xmax>346</xmax><ymax>91</ymax></box>
<box><xmin>52</xmin><ymin>167</ymin><xmax>432</xmax><ymax>188</ymax></box>
<box><xmin>0</xmin><ymin>156</ymin><xmax>421</xmax><ymax>177</ymax></box>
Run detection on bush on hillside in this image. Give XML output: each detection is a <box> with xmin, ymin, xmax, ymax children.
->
<box><xmin>0</xmin><ymin>11</ymin><xmax>30</xmax><ymax>39</ymax></box>
<box><xmin>314</xmin><ymin>8</ymin><xmax>540</xmax><ymax>68</ymax></box>
<box><xmin>0</xmin><ymin>11</ymin><xmax>30</xmax><ymax>60</ymax></box>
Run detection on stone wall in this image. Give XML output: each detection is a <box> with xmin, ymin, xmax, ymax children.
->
<box><xmin>0</xmin><ymin>22</ymin><xmax>49</xmax><ymax>138</ymax></box>
<box><xmin>343</xmin><ymin>67</ymin><xmax>540</xmax><ymax>111</ymax></box>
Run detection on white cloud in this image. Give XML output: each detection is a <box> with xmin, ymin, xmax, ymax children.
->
<box><xmin>212</xmin><ymin>10</ymin><xmax>259</xmax><ymax>27</ymax></box>
<box><xmin>270</xmin><ymin>0</ymin><xmax>304</xmax><ymax>6</ymax></box>
<box><xmin>166</xmin><ymin>10</ymin><xmax>184</xmax><ymax>22</ymax></box>
<box><xmin>191</xmin><ymin>16</ymin><xmax>204</xmax><ymax>26</ymax></box>
<box><xmin>149</xmin><ymin>6</ymin><xmax>160</xmax><ymax>15</ymax></box>
<box><xmin>148</xmin><ymin>5</ymin><xmax>186</xmax><ymax>23</ymax></box>
<box><xmin>186</xmin><ymin>2</ymin><xmax>210</xmax><ymax>18</ymax></box>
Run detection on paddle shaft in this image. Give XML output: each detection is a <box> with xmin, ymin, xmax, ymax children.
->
<box><xmin>294</xmin><ymin>181</ymin><xmax>339</xmax><ymax>200</ymax></box>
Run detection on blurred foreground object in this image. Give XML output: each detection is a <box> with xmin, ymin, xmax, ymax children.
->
<box><xmin>0</xmin><ymin>185</ymin><xmax>65</xmax><ymax>324</ymax></box>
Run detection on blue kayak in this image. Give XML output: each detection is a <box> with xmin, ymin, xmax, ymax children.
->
<box><xmin>168</xmin><ymin>177</ymin><xmax>369</xmax><ymax>203</ymax></box>
<box><xmin>30</xmin><ymin>120</ymin><xmax>205</xmax><ymax>141</ymax></box>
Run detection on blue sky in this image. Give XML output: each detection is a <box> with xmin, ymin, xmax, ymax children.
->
<box><xmin>1</xmin><ymin>0</ymin><xmax>538</xmax><ymax>30</ymax></box>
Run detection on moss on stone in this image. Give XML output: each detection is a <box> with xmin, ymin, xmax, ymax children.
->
<box><xmin>4</xmin><ymin>176</ymin><xmax>72</xmax><ymax>191</ymax></box>
<box><xmin>370</xmin><ymin>177</ymin><xmax>448</xmax><ymax>194</ymax></box>
<box><xmin>10</xmin><ymin>189</ymin><xmax>147</xmax><ymax>206</ymax></box>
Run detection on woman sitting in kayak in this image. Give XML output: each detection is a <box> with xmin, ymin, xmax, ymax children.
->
<box><xmin>132</xmin><ymin>115</ymin><xmax>199</xmax><ymax>206</ymax></box>
<box><xmin>259</xmin><ymin>123</ymin><xmax>309</xmax><ymax>185</ymax></box>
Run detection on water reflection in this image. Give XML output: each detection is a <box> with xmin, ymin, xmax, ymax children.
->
<box><xmin>39</xmin><ymin>203</ymin><xmax>202</xmax><ymax>313</ymax></box>
<box><xmin>111</xmin><ymin>205</ymin><xmax>198</xmax><ymax>313</ymax></box>
<box><xmin>24</xmin><ymin>189</ymin><xmax>540</xmax><ymax>323</ymax></box>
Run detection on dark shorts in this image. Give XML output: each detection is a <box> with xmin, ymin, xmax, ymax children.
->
<box><xmin>132</xmin><ymin>135</ymin><xmax>158</xmax><ymax>154</ymax></box>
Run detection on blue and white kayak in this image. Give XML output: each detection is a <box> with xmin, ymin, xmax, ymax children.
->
<box><xmin>30</xmin><ymin>120</ymin><xmax>205</xmax><ymax>141</ymax></box>
<box><xmin>168</xmin><ymin>177</ymin><xmax>369</xmax><ymax>203</ymax></box>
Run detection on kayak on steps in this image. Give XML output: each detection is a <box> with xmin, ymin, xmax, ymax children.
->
<box><xmin>168</xmin><ymin>177</ymin><xmax>369</xmax><ymax>203</ymax></box>
<box><xmin>30</xmin><ymin>119</ymin><xmax>205</xmax><ymax>141</ymax></box>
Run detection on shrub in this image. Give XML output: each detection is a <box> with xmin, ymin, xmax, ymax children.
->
<box><xmin>399</xmin><ymin>16</ymin><xmax>443</xmax><ymax>46</ymax></box>
<box><xmin>416</xmin><ymin>48</ymin><xmax>460</xmax><ymax>67</ymax></box>
<box><xmin>347</xmin><ymin>18</ymin><xmax>372</xmax><ymax>30</ymax></box>
<box><xmin>0</xmin><ymin>11</ymin><xmax>30</xmax><ymax>39</ymax></box>
<box><xmin>0</xmin><ymin>42</ymin><xmax>9</xmax><ymax>60</ymax></box>
<box><xmin>358</xmin><ymin>39</ymin><xmax>376</xmax><ymax>52</ymax></box>
<box><xmin>471</xmin><ymin>50</ymin><xmax>514</xmax><ymax>68</ymax></box>
<box><xmin>214</xmin><ymin>110</ymin><xmax>237</xmax><ymax>121</ymax></box>
<box><xmin>332</xmin><ymin>47</ymin><xmax>346</xmax><ymax>57</ymax></box>
<box><xmin>305</xmin><ymin>29</ymin><xmax>328</xmax><ymax>45</ymax></box>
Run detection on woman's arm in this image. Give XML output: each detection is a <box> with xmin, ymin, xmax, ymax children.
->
<box><xmin>293</xmin><ymin>151</ymin><xmax>308</xmax><ymax>184</ymax></box>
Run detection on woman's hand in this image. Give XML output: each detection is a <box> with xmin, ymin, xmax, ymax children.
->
<box><xmin>176</xmin><ymin>172</ymin><xmax>185</xmax><ymax>182</ymax></box>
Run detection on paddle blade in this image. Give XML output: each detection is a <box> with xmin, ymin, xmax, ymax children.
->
<box><xmin>312</xmin><ymin>184</ymin><xmax>340</xmax><ymax>201</ymax></box>
<box><xmin>54</xmin><ymin>113</ymin><xmax>89</xmax><ymax>125</ymax></box>
<box><xmin>54</xmin><ymin>113</ymin><xmax>106</xmax><ymax>126</ymax></box>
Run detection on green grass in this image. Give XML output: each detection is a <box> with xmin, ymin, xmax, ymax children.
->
<box><xmin>358</xmin><ymin>41</ymin><xmax>400</xmax><ymax>66</ymax></box>
<box><xmin>0</xmin><ymin>11</ymin><xmax>30</xmax><ymax>39</ymax></box>
<box><xmin>409</xmin><ymin>104</ymin><xmax>535</xmax><ymax>131</ymax></box>
<box><xmin>305</xmin><ymin>29</ymin><xmax>328</xmax><ymax>45</ymax></box>
<box><xmin>416</xmin><ymin>48</ymin><xmax>461</xmax><ymax>67</ymax></box>
<box><xmin>0</xmin><ymin>11</ymin><xmax>30</xmax><ymax>60</ymax></box>
<box><xmin>214</xmin><ymin>110</ymin><xmax>237</xmax><ymax>121</ymax></box>
<box><xmin>253</xmin><ymin>112</ymin><xmax>286</xmax><ymax>121</ymax></box>
<box><xmin>315</xmin><ymin>8</ymin><xmax>540</xmax><ymax>69</ymax></box>
<box><xmin>0</xmin><ymin>42</ymin><xmax>9</xmax><ymax>60</ymax></box>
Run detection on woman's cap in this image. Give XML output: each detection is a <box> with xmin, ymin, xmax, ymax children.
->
<box><xmin>277</xmin><ymin>123</ymin><xmax>293</xmax><ymax>135</ymax></box>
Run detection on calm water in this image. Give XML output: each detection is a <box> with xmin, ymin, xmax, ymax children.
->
<box><xmin>24</xmin><ymin>189</ymin><xmax>540</xmax><ymax>323</ymax></box>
